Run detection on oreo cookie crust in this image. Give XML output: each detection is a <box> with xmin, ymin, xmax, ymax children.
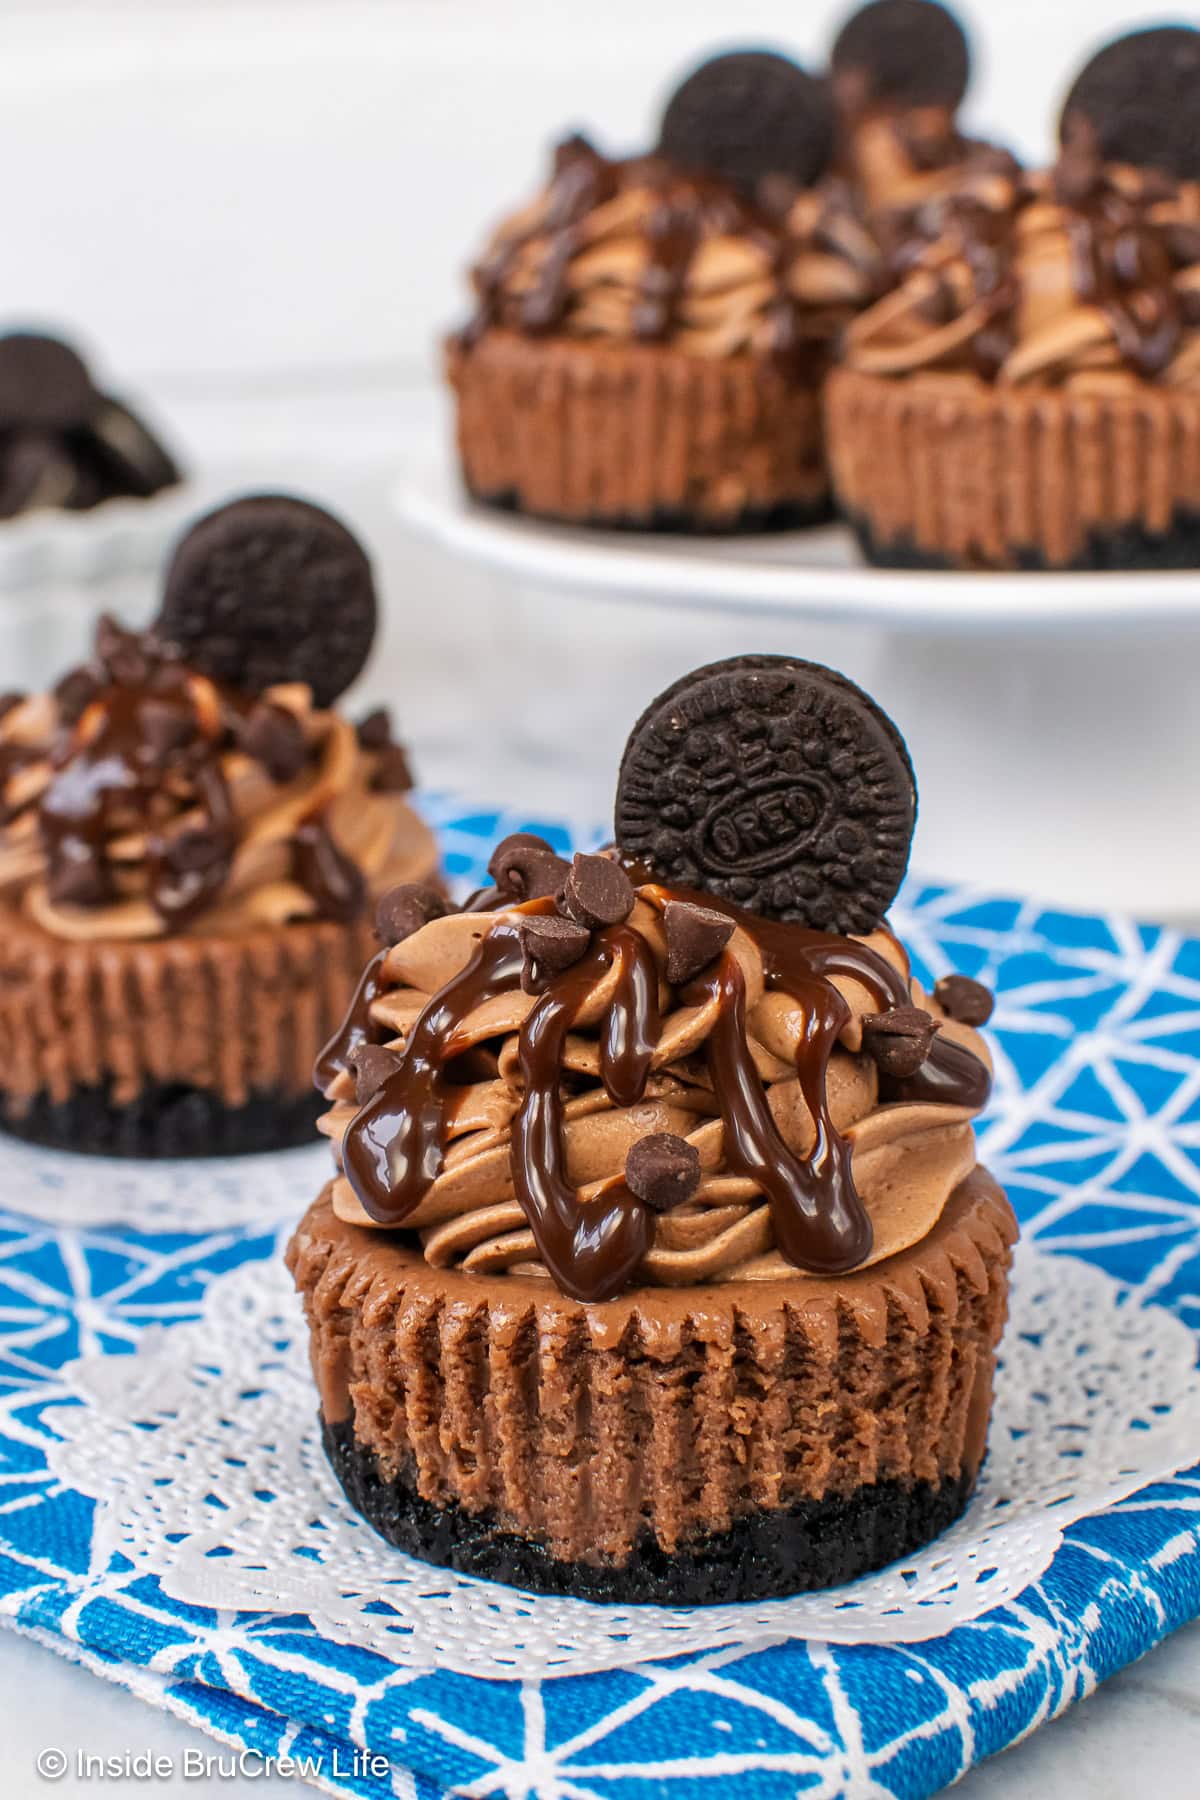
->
<box><xmin>1</xmin><ymin>1080</ymin><xmax>322</xmax><ymax>1158</ymax></box>
<box><xmin>158</xmin><ymin>495</ymin><xmax>377</xmax><ymax>708</ymax></box>
<box><xmin>323</xmin><ymin>1417</ymin><xmax>974</xmax><ymax>1604</ymax></box>
<box><xmin>614</xmin><ymin>655</ymin><xmax>916</xmax><ymax>932</ymax></box>
<box><xmin>659</xmin><ymin>49</ymin><xmax>835</xmax><ymax>194</ymax></box>
<box><xmin>1059</xmin><ymin>26</ymin><xmax>1200</xmax><ymax>181</ymax></box>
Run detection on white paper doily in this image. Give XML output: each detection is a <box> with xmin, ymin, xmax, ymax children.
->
<box><xmin>0</xmin><ymin>1134</ymin><xmax>326</xmax><ymax>1231</ymax></box>
<box><xmin>41</xmin><ymin>1241</ymin><xmax>1200</xmax><ymax>1679</ymax></box>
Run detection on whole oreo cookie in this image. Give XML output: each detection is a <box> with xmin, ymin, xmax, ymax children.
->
<box><xmin>1059</xmin><ymin>27</ymin><xmax>1200</xmax><ymax>182</ymax></box>
<box><xmin>659</xmin><ymin>50</ymin><xmax>835</xmax><ymax>195</ymax></box>
<box><xmin>615</xmin><ymin>656</ymin><xmax>916</xmax><ymax>933</ymax></box>
<box><xmin>157</xmin><ymin>495</ymin><xmax>377</xmax><ymax>708</ymax></box>
<box><xmin>831</xmin><ymin>0</ymin><xmax>970</xmax><ymax>112</ymax></box>
<box><xmin>0</xmin><ymin>332</ymin><xmax>97</xmax><ymax>432</ymax></box>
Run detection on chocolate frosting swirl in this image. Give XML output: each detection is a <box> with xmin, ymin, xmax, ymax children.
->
<box><xmin>317</xmin><ymin>876</ymin><xmax>991</xmax><ymax>1302</ymax></box>
<box><xmin>0</xmin><ymin>621</ymin><xmax>437</xmax><ymax>940</ymax></box>
<box><xmin>843</xmin><ymin>143</ymin><xmax>1200</xmax><ymax>386</ymax></box>
<box><xmin>457</xmin><ymin>133</ymin><xmax>881</xmax><ymax>361</ymax></box>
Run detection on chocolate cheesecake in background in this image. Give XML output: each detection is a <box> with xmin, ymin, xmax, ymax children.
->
<box><xmin>446</xmin><ymin>51</ymin><xmax>880</xmax><ymax>532</ymax></box>
<box><xmin>826</xmin><ymin>25</ymin><xmax>1200</xmax><ymax>571</ymax></box>
<box><xmin>0</xmin><ymin>331</ymin><xmax>179</xmax><ymax>521</ymax></box>
<box><xmin>290</xmin><ymin>656</ymin><xmax>1016</xmax><ymax>1603</ymax></box>
<box><xmin>0</xmin><ymin>495</ymin><xmax>440</xmax><ymax>1157</ymax></box>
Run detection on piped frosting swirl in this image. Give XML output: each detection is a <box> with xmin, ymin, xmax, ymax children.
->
<box><xmin>317</xmin><ymin>849</ymin><xmax>991</xmax><ymax>1302</ymax></box>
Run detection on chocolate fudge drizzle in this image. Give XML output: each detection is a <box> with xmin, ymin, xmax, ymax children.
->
<box><xmin>459</xmin><ymin>132</ymin><xmax>827</xmax><ymax>363</ymax></box>
<box><xmin>335</xmin><ymin>881</ymin><xmax>991</xmax><ymax>1303</ymax></box>
<box><xmin>17</xmin><ymin>622</ymin><xmax>367</xmax><ymax>926</ymax></box>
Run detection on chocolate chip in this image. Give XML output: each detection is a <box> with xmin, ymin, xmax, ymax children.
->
<box><xmin>861</xmin><ymin>1005</ymin><xmax>939</xmax><ymax>1078</ymax></box>
<box><xmin>556</xmin><ymin>853</ymin><xmax>635</xmax><ymax>929</ymax></box>
<box><xmin>94</xmin><ymin>615</ymin><xmax>152</xmax><ymax>688</ymax></box>
<box><xmin>933</xmin><ymin>974</ymin><xmax>994</xmax><ymax>1026</ymax></box>
<box><xmin>151</xmin><ymin>823</ymin><xmax>234</xmax><ymax>924</ymax></box>
<box><xmin>375</xmin><ymin>881</ymin><xmax>448</xmax><ymax>946</ymax></box>
<box><xmin>53</xmin><ymin>667</ymin><xmax>101</xmax><ymax>726</ymax></box>
<box><xmin>518</xmin><ymin>914</ymin><xmax>592</xmax><ymax>993</ymax></box>
<box><xmin>370</xmin><ymin>743</ymin><xmax>413</xmax><ymax>794</ymax></box>
<box><xmin>625</xmin><ymin>1132</ymin><xmax>701</xmax><ymax>1213</ymax></box>
<box><xmin>662</xmin><ymin>899</ymin><xmax>734</xmax><ymax>986</ymax></box>
<box><xmin>156</xmin><ymin>494</ymin><xmax>378</xmax><ymax>709</ymax></box>
<box><xmin>47</xmin><ymin>845</ymin><xmax>110</xmax><ymax>908</ymax></box>
<box><xmin>140</xmin><ymin>697</ymin><xmax>197</xmax><ymax>763</ymax></box>
<box><xmin>659</xmin><ymin>50</ymin><xmax>835</xmax><ymax>196</ymax></box>
<box><xmin>356</xmin><ymin>706</ymin><xmax>392</xmax><ymax>750</ymax></box>
<box><xmin>1059</xmin><ymin>26</ymin><xmax>1200</xmax><ymax>182</ymax></box>
<box><xmin>347</xmin><ymin>1042</ymin><xmax>403</xmax><ymax>1105</ymax></box>
<box><xmin>292</xmin><ymin>820</ymin><xmax>366</xmax><ymax>924</ymax></box>
<box><xmin>831</xmin><ymin>0</ymin><xmax>970</xmax><ymax>112</ymax></box>
<box><xmin>488</xmin><ymin>833</ymin><xmax>570</xmax><ymax>901</ymax></box>
<box><xmin>615</xmin><ymin>656</ymin><xmax>916</xmax><ymax>933</ymax></box>
<box><xmin>0</xmin><ymin>692</ymin><xmax>25</xmax><ymax>725</ymax></box>
<box><xmin>0</xmin><ymin>332</ymin><xmax>97</xmax><ymax>432</ymax></box>
<box><xmin>240</xmin><ymin>702</ymin><xmax>308</xmax><ymax>784</ymax></box>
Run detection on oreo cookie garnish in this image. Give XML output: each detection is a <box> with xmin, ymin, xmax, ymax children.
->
<box><xmin>659</xmin><ymin>50</ymin><xmax>835</xmax><ymax>196</ymax></box>
<box><xmin>831</xmin><ymin>0</ymin><xmax>970</xmax><ymax>112</ymax></box>
<box><xmin>1059</xmin><ymin>27</ymin><xmax>1200</xmax><ymax>182</ymax></box>
<box><xmin>615</xmin><ymin>656</ymin><xmax>916</xmax><ymax>934</ymax></box>
<box><xmin>625</xmin><ymin>1132</ymin><xmax>701</xmax><ymax>1213</ymax></box>
<box><xmin>0</xmin><ymin>332</ymin><xmax>97</xmax><ymax>432</ymax></box>
<box><xmin>157</xmin><ymin>495</ymin><xmax>377</xmax><ymax>709</ymax></box>
<box><xmin>87</xmin><ymin>398</ymin><xmax>180</xmax><ymax>498</ymax></box>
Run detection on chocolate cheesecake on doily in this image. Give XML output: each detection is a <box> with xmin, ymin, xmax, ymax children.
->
<box><xmin>289</xmin><ymin>656</ymin><xmax>1016</xmax><ymax>1603</ymax></box>
<box><xmin>826</xmin><ymin>26</ymin><xmax>1200</xmax><ymax>570</ymax></box>
<box><xmin>0</xmin><ymin>495</ymin><xmax>439</xmax><ymax>1156</ymax></box>
<box><xmin>0</xmin><ymin>330</ymin><xmax>179</xmax><ymax>520</ymax></box>
<box><xmin>446</xmin><ymin>51</ymin><xmax>880</xmax><ymax>531</ymax></box>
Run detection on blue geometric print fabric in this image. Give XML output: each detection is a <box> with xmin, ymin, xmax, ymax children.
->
<box><xmin>0</xmin><ymin>794</ymin><xmax>1197</xmax><ymax>1800</ymax></box>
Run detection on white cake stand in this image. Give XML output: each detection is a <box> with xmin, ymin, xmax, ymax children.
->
<box><xmin>394</xmin><ymin>457</ymin><xmax>1200</xmax><ymax>924</ymax></box>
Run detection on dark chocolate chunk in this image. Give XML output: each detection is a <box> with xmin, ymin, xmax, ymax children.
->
<box><xmin>375</xmin><ymin>881</ymin><xmax>448</xmax><ymax>946</ymax></box>
<box><xmin>625</xmin><ymin>1131</ymin><xmax>701</xmax><ymax>1212</ymax></box>
<box><xmin>556</xmin><ymin>852</ymin><xmax>635</xmax><ymax>929</ymax></box>
<box><xmin>240</xmin><ymin>702</ymin><xmax>308</xmax><ymax>784</ymax></box>
<box><xmin>157</xmin><ymin>495</ymin><xmax>378</xmax><ymax>709</ymax></box>
<box><xmin>152</xmin><ymin>823</ymin><xmax>233</xmax><ymax>923</ymax></box>
<box><xmin>861</xmin><ymin>1005</ymin><xmax>938</xmax><ymax>1078</ymax></box>
<box><xmin>140</xmin><ymin>696</ymin><xmax>197</xmax><ymax>763</ymax></box>
<box><xmin>356</xmin><ymin>706</ymin><xmax>393</xmax><ymax>750</ymax></box>
<box><xmin>662</xmin><ymin>899</ymin><xmax>734</xmax><ymax>986</ymax></box>
<box><xmin>659</xmin><ymin>50</ymin><xmax>835</xmax><ymax>196</ymax></box>
<box><xmin>47</xmin><ymin>845</ymin><xmax>110</xmax><ymax>909</ymax></box>
<box><xmin>347</xmin><ymin>1042</ymin><xmax>404</xmax><ymax>1105</ymax></box>
<box><xmin>933</xmin><ymin>973</ymin><xmax>994</xmax><ymax>1026</ymax></box>
<box><xmin>95</xmin><ymin>615</ymin><xmax>152</xmax><ymax>688</ymax></box>
<box><xmin>1059</xmin><ymin>27</ymin><xmax>1200</xmax><ymax>182</ymax></box>
<box><xmin>831</xmin><ymin>0</ymin><xmax>970</xmax><ymax>112</ymax></box>
<box><xmin>370</xmin><ymin>743</ymin><xmax>413</xmax><ymax>793</ymax></box>
<box><xmin>0</xmin><ymin>333</ymin><xmax>97</xmax><ymax>432</ymax></box>
<box><xmin>615</xmin><ymin>655</ymin><xmax>917</xmax><ymax>933</ymax></box>
<box><xmin>488</xmin><ymin>833</ymin><xmax>570</xmax><ymax>901</ymax></box>
<box><xmin>518</xmin><ymin>914</ymin><xmax>592</xmax><ymax>993</ymax></box>
<box><xmin>292</xmin><ymin>819</ymin><xmax>366</xmax><ymax>923</ymax></box>
<box><xmin>85</xmin><ymin>397</ymin><xmax>180</xmax><ymax>498</ymax></box>
<box><xmin>53</xmin><ymin>666</ymin><xmax>101</xmax><ymax>727</ymax></box>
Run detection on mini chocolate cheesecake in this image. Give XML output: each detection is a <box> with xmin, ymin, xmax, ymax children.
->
<box><xmin>0</xmin><ymin>496</ymin><xmax>440</xmax><ymax>1157</ymax></box>
<box><xmin>289</xmin><ymin>656</ymin><xmax>1016</xmax><ymax>1602</ymax></box>
<box><xmin>0</xmin><ymin>330</ymin><xmax>180</xmax><ymax>520</ymax></box>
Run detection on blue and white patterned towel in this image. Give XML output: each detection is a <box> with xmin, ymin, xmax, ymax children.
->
<box><xmin>0</xmin><ymin>794</ymin><xmax>1198</xmax><ymax>1800</ymax></box>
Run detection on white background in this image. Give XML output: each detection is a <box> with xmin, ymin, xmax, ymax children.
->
<box><xmin>0</xmin><ymin>5</ymin><xmax>1198</xmax><ymax>1795</ymax></box>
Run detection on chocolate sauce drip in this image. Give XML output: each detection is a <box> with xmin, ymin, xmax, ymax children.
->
<box><xmin>4</xmin><ymin>622</ymin><xmax>370</xmax><ymax>927</ymax></box>
<box><xmin>314</xmin><ymin>948</ymin><xmax>388</xmax><ymax>1092</ymax></box>
<box><xmin>459</xmin><ymin>133</ymin><xmax>816</xmax><ymax>365</ymax></box>
<box><xmin>335</xmin><ymin>874</ymin><xmax>991</xmax><ymax>1301</ymax></box>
